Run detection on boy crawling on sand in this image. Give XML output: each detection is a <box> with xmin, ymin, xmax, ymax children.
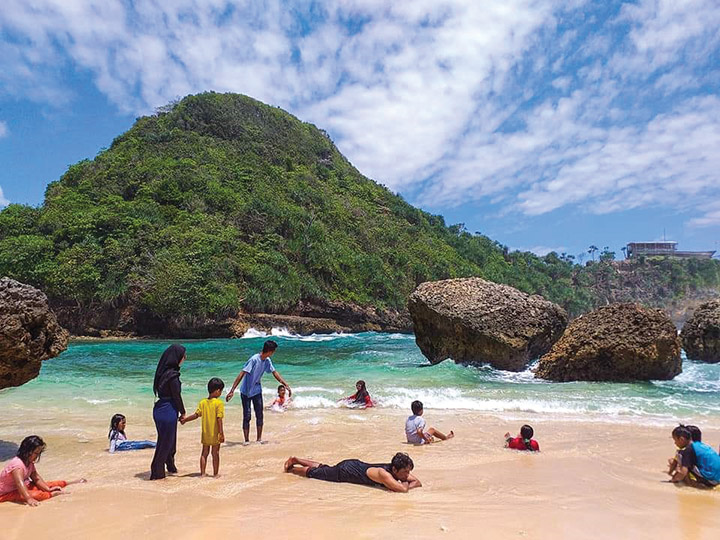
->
<box><xmin>405</xmin><ymin>400</ymin><xmax>454</xmax><ymax>444</ymax></box>
<box><xmin>667</xmin><ymin>424</ymin><xmax>701</xmax><ymax>476</ymax></box>
<box><xmin>668</xmin><ymin>425</ymin><xmax>720</xmax><ymax>488</ymax></box>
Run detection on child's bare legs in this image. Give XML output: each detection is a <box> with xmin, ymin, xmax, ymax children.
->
<box><xmin>211</xmin><ymin>444</ymin><xmax>220</xmax><ymax>476</ymax></box>
<box><xmin>284</xmin><ymin>456</ymin><xmax>322</xmax><ymax>476</ymax></box>
<box><xmin>200</xmin><ymin>445</ymin><xmax>210</xmax><ymax>476</ymax></box>
<box><xmin>427</xmin><ymin>427</ymin><xmax>454</xmax><ymax>441</ymax></box>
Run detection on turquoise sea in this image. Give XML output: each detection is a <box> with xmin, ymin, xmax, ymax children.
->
<box><xmin>2</xmin><ymin>330</ymin><xmax>719</xmax><ymax>426</ymax></box>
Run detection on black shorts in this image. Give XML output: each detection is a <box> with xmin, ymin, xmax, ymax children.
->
<box><xmin>306</xmin><ymin>465</ymin><xmax>340</xmax><ymax>483</ymax></box>
<box><xmin>691</xmin><ymin>467</ymin><xmax>720</xmax><ymax>487</ymax></box>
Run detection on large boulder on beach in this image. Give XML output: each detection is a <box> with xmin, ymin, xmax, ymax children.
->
<box><xmin>0</xmin><ymin>278</ymin><xmax>69</xmax><ymax>390</ymax></box>
<box><xmin>680</xmin><ymin>300</ymin><xmax>720</xmax><ymax>363</ymax></box>
<box><xmin>408</xmin><ymin>277</ymin><xmax>568</xmax><ymax>371</ymax></box>
<box><xmin>536</xmin><ymin>303</ymin><xmax>681</xmax><ymax>381</ymax></box>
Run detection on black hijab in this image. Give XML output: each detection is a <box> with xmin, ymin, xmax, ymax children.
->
<box><xmin>153</xmin><ymin>344</ymin><xmax>186</xmax><ymax>396</ymax></box>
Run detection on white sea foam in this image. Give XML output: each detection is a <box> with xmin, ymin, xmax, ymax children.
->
<box><xmin>291</xmin><ymin>395</ymin><xmax>341</xmax><ymax>409</ymax></box>
<box><xmin>241</xmin><ymin>327</ymin><xmax>358</xmax><ymax>341</ymax></box>
<box><xmin>240</xmin><ymin>328</ymin><xmax>269</xmax><ymax>338</ymax></box>
<box><xmin>293</xmin><ymin>386</ymin><xmax>343</xmax><ymax>394</ymax></box>
<box><xmin>73</xmin><ymin>397</ymin><xmax>125</xmax><ymax>405</ymax></box>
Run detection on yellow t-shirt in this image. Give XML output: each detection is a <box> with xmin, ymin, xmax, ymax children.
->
<box><xmin>195</xmin><ymin>397</ymin><xmax>225</xmax><ymax>445</ymax></box>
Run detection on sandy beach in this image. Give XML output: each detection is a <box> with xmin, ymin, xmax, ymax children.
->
<box><xmin>1</xmin><ymin>406</ymin><xmax>719</xmax><ymax>540</ymax></box>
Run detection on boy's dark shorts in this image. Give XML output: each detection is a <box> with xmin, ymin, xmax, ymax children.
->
<box><xmin>306</xmin><ymin>465</ymin><xmax>340</xmax><ymax>482</ymax></box>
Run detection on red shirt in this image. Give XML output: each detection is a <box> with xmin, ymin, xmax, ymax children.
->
<box><xmin>507</xmin><ymin>437</ymin><xmax>540</xmax><ymax>451</ymax></box>
<box><xmin>347</xmin><ymin>393</ymin><xmax>374</xmax><ymax>407</ymax></box>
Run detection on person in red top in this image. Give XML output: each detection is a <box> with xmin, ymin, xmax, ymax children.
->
<box><xmin>504</xmin><ymin>425</ymin><xmax>540</xmax><ymax>451</ymax></box>
<box><xmin>340</xmin><ymin>380</ymin><xmax>374</xmax><ymax>408</ymax></box>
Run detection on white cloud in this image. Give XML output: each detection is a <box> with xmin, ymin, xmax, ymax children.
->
<box><xmin>523</xmin><ymin>246</ymin><xmax>567</xmax><ymax>256</ymax></box>
<box><xmin>0</xmin><ymin>0</ymin><xmax>718</xmax><ymax>229</ymax></box>
<box><xmin>0</xmin><ymin>186</ymin><xmax>8</xmax><ymax>207</ymax></box>
<box><xmin>0</xmin><ymin>121</ymin><xmax>8</xmax><ymax>138</ymax></box>
<box><xmin>688</xmin><ymin>201</ymin><xmax>720</xmax><ymax>229</ymax></box>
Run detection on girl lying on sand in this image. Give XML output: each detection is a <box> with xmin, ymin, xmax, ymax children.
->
<box><xmin>504</xmin><ymin>425</ymin><xmax>540</xmax><ymax>451</ymax></box>
<box><xmin>0</xmin><ymin>436</ymin><xmax>86</xmax><ymax>506</ymax></box>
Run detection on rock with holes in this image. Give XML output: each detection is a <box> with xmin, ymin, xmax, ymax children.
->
<box><xmin>408</xmin><ymin>277</ymin><xmax>568</xmax><ymax>371</ymax></box>
<box><xmin>536</xmin><ymin>303</ymin><xmax>682</xmax><ymax>381</ymax></box>
<box><xmin>0</xmin><ymin>278</ymin><xmax>69</xmax><ymax>390</ymax></box>
<box><xmin>680</xmin><ymin>300</ymin><xmax>720</xmax><ymax>363</ymax></box>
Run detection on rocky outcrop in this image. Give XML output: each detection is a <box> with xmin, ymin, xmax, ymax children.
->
<box><xmin>0</xmin><ymin>278</ymin><xmax>69</xmax><ymax>389</ymax></box>
<box><xmin>680</xmin><ymin>300</ymin><xmax>720</xmax><ymax>363</ymax></box>
<box><xmin>52</xmin><ymin>298</ymin><xmax>412</xmax><ymax>338</ymax></box>
<box><xmin>408</xmin><ymin>278</ymin><xmax>568</xmax><ymax>371</ymax></box>
<box><xmin>536</xmin><ymin>303</ymin><xmax>681</xmax><ymax>381</ymax></box>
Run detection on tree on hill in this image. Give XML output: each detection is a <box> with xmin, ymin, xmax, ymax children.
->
<box><xmin>0</xmin><ymin>92</ymin><xmax>718</xmax><ymax>330</ymax></box>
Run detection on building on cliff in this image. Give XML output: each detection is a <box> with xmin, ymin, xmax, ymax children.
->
<box><xmin>626</xmin><ymin>241</ymin><xmax>716</xmax><ymax>259</ymax></box>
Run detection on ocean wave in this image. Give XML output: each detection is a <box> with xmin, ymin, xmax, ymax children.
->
<box><xmin>72</xmin><ymin>397</ymin><xmax>125</xmax><ymax>405</ymax></box>
<box><xmin>291</xmin><ymin>396</ymin><xmax>341</xmax><ymax>409</ymax></box>
<box><xmin>240</xmin><ymin>328</ymin><xmax>270</xmax><ymax>339</ymax></box>
<box><xmin>291</xmin><ymin>386</ymin><xmax>343</xmax><ymax>394</ymax></box>
<box><xmin>240</xmin><ymin>327</ymin><xmax>358</xmax><ymax>341</ymax></box>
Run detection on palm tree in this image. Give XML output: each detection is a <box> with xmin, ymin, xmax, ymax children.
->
<box><xmin>588</xmin><ymin>245</ymin><xmax>598</xmax><ymax>262</ymax></box>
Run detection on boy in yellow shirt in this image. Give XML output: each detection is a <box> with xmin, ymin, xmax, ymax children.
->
<box><xmin>181</xmin><ymin>378</ymin><xmax>225</xmax><ymax>477</ymax></box>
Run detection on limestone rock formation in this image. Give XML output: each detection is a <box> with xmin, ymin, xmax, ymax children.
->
<box><xmin>0</xmin><ymin>278</ymin><xmax>69</xmax><ymax>390</ymax></box>
<box><xmin>408</xmin><ymin>278</ymin><xmax>568</xmax><ymax>371</ymax></box>
<box><xmin>536</xmin><ymin>303</ymin><xmax>681</xmax><ymax>381</ymax></box>
<box><xmin>680</xmin><ymin>300</ymin><xmax>720</xmax><ymax>363</ymax></box>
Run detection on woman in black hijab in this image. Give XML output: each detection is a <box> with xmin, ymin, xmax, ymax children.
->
<box><xmin>150</xmin><ymin>344</ymin><xmax>186</xmax><ymax>480</ymax></box>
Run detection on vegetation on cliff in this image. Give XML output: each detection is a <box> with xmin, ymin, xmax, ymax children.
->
<box><xmin>0</xmin><ymin>92</ymin><xmax>718</xmax><ymax>328</ymax></box>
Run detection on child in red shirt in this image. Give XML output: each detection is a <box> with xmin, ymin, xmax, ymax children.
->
<box><xmin>504</xmin><ymin>424</ymin><xmax>540</xmax><ymax>451</ymax></box>
<box><xmin>340</xmin><ymin>380</ymin><xmax>374</xmax><ymax>408</ymax></box>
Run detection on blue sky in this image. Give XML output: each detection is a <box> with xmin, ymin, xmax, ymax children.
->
<box><xmin>1</xmin><ymin>0</ymin><xmax>719</xmax><ymax>260</ymax></box>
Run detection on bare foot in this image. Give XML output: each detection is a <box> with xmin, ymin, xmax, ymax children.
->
<box><xmin>447</xmin><ymin>431</ymin><xmax>455</xmax><ymax>439</ymax></box>
<box><xmin>67</xmin><ymin>478</ymin><xmax>87</xmax><ymax>486</ymax></box>
<box><xmin>284</xmin><ymin>457</ymin><xmax>297</xmax><ymax>472</ymax></box>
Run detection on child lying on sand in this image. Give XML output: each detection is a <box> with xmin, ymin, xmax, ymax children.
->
<box><xmin>504</xmin><ymin>425</ymin><xmax>540</xmax><ymax>451</ymax></box>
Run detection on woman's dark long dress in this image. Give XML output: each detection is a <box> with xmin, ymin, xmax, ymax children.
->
<box><xmin>150</xmin><ymin>364</ymin><xmax>186</xmax><ymax>480</ymax></box>
<box><xmin>150</xmin><ymin>377</ymin><xmax>185</xmax><ymax>479</ymax></box>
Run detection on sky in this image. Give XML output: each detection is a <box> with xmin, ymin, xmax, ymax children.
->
<box><xmin>1</xmin><ymin>0</ymin><xmax>719</xmax><ymax>260</ymax></box>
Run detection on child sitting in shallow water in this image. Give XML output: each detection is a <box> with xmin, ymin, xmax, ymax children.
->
<box><xmin>108</xmin><ymin>413</ymin><xmax>156</xmax><ymax>453</ymax></box>
<box><xmin>0</xmin><ymin>435</ymin><xmax>86</xmax><ymax>506</ymax></box>
<box><xmin>504</xmin><ymin>425</ymin><xmax>540</xmax><ymax>451</ymax></box>
<box><xmin>405</xmin><ymin>400</ymin><xmax>454</xmax><ymax>444</ymax></box>
<box><xmin>340</xmin><ymin>380</ymin><xmax>374</xmax><ymax>408</ymax></box>
<box><xmin>270</xmin><ymin>385</ymin><xmax>290</xmax><ymax>410</ymax></box>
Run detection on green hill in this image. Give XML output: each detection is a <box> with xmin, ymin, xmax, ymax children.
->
<box><xmin>0</xmin><ymin>92</ymin><xmax>718</xmax><ymax>334</ymax></box>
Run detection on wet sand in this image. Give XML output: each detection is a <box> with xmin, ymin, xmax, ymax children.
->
<box><xmin>1</xmin><ymin>408</ymin><xmax>719</xmax><ymax>540</ymax></box>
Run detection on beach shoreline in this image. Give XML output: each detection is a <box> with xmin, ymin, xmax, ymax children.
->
<box><xmin>2</xmin><ymin>408</ymin><xmax>719</xmax><ymax>540</ymax></box>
